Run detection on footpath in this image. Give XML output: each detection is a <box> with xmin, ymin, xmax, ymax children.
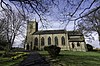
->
<box><xmin>19</xmin><ymin>51</ymin><xmax>50</xmax><ymax>66</ymax></box>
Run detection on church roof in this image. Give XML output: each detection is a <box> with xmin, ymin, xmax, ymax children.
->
<box><xmin>32</xmin><ymin>30</ymin><xmax>83</xmax><ymax>36</ymax></box>
<box><xmin>68</xmin><ymin>31</ymin><xmax>83</xmax><ymax>36</ymax></box>
<box><xmin>68</xmin><ymin>31</ymin><xmax>84</xmax><ymax>42</ymax></box>
<box><xmin>68</xmin><ymin>38</ymin><xmax>85</xmax><ymax>42</ymax></box>
<box><xmin>32</xmin><ymin>30</ymin><xmax>67</xmax><ymax>35</ymax></box>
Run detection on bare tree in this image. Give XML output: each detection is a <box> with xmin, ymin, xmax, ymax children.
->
<box><xmin>0</xmin><ymin>9</ymin><xmax>26</xmax><ymax>50</ymax></box>
<box><xmin>77</xmin><ymin>8</ymin><xmax>100</xmax><ymax>44</ymax></box>
<box><xmin>51</xmin><ymin>0</ymin><xmax>100</xmax><ymax>29</ymax></box>
<box><xmin>0</xmin><ymin>0</ymin><xmax>99</xmax><ymax>23</ymax></box>
<box><xmin>0</xmin><ymin>0</ymin><xmax>100</xmax><ymax>48</ymax></box>
<box><xmin>0</xmin><ymin>0</ymin><xmax>100</xmax><ymax>31</ymax></box>
<box><xmin>0</xmin><ymin>0</ymin><xmax>54</xmax><ymax>21</ymax></box>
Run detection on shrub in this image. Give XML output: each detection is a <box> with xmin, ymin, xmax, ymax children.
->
<box><xmin>11</xmin><ymin>47</ymin><xmax>25</xmax><ymax>52</ymax></box>
<box><xmin>0</xmin><ymin>41</ymin><xmax>8</xmax><ymax>50</ymax></box>
<box><xmin>44</xmin><ymin>45</ymin><xmax>61</xmax><ymax>58</ymax></box>
<box><xmin>86</xmin><ymin>44</ymin><xmax>93</xmax><ymax>51</ymax></box>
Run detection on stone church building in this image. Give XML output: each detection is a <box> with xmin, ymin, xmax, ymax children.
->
<box><xmin>25</xmin><ymin>21</ymin><xmax>87</xmax><ymax>51</ymax></box>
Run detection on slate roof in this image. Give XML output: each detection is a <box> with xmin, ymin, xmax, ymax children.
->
<box><xmin>32</xmin><ymin>30</ymin><xmax>67</xmax><ymax>35</ymax></box>
<box><xmin>68</xmin><ymin>31</ymin><xmax>84</xmax><ymax>42</ymax></box>
<box><xmin>32</xmin><ymin>30</ymin><xmax>83</xmax><ymax>36</ymax></box>
<box><xmin>68</xmin><ymin>38</ymin><xmax>85</xmax><ymax>42</ymax></box>
<box><xmin>68</xmin><ymin>31</ymin><xmax>83</xmax><ymax>36</ymax></box>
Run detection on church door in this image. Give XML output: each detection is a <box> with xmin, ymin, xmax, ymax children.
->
<box><xmin>26</xmin><ymin>44</ymin><xmax>29</xmax><ymax>50</ymax></box>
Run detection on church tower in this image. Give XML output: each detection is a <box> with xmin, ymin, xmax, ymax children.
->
<box><xmin>25</xmin><ymin>20</ymin><xmax>38</xmax><ymax>50</ymax></box>
<box><xmin>27</xmin><ymin>20</ymin><xmax>38</xmax><ymax>34</ymax></box>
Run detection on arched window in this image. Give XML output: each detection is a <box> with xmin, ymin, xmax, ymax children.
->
<box><xmin>77</xmin><ymin>42</ymin><xmax>80</xmax><ymax>46</ymax></box>
<box><xmin>34</xmin><ymin>37</ymin><xmax>38</xmax><ymax>46</ymax></box>
<box><xmin>30</xmin><ymin>42</ymin><xmax>32</xmax><ymax>50</ymax></box>
<box><xmin>48</xmin><ymin>37</ymin><xmax>51</xmax><ymax>45</ymax></box>
<box><xmin>55</xmin><ymin>37</ymin><xmax>58</xmax><ymax>45</ymax></box>
<box><xmin>72</xmin><ymin>42</ymin><xmax>74</xmax><ymax>48</ymax></box>
<box><xmin>61</xmin><ymin>36</ymin><xmax>65</xmax><ymax>45</ymax></box>
<box><xmin>26</xmin><ymin>44</ymin><xmax>29</xmax><ymax>50</ymax></box>
<box><xmin>41</xmin><ymin>37</ymin><xmax>45</xmax><ymax>46</ymax></box>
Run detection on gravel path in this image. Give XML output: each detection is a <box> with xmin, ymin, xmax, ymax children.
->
<box><xmin>19</xmin><ymin>51</ymin><xmax>50</xmax><ymax>66</ymax></box>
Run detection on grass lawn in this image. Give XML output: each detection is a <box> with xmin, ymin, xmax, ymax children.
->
<box><xmin>0</xmin><ymin>57</ymin><xmax>24</xmax><ymax>66</ymax></box>
<box><xmin>0</xmin><ymin>51</ymin><xmax>5</xmax><ymax>53</ymax></box>
<box><xmin>38</xmin><ymin>51</ymin><xmax>100</xmax><ymax>66</ymax></box>
<box><xmin>0</xmin><ymin>51</ymin><xmax>29</xmax><ymax>66</ymax></box>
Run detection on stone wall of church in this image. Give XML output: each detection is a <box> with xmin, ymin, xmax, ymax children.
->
<box><xmin>25</xmin><ymin>33</ymin><xmax>87</xmax><ymax>51</ymax></box>
<box><xmin>25</xmin><ymin>33</ymin><xmax>33</xmax><ymax>50</ymax></box>
<box><xmin>25</xmin><ymin>21</ymin><xmax>38</xmax><ymax>50</ymax></box>
<box><xmin>69</xmin><ymin>42</ymin><xmax>87</xmax><ymax>52</ymax></box>
<box><xmin>32</xmin><ymin>33</ymin><xmax>70</xmax><ymax>50</ymax></box>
